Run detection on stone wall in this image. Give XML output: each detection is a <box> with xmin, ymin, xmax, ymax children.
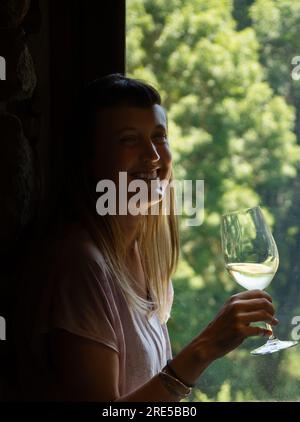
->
<box><xmin>0</xmin><ymin>0</ymin><xmax>125</xmax><ymax>400</ymax></box>
<box><xmin>0</xmin><ymin>0</ymin><xmax>50</xmax><ymax>399</ymax></box>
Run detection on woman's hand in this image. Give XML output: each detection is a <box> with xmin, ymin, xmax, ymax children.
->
<box><xmin>194</xmin><ymin>289</ymin><xmax>278</xmax><ymax>363</ymax></box>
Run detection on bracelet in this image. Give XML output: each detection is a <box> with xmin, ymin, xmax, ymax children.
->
<box><xmin>158</xmin><ymin>371</ymin><xmax>192</xmax><ymax>400</ymax></box>
<box><xmin>166</xmin><ymin>359</ymin><xmax>195</xmax><ymax>388</ymax></box>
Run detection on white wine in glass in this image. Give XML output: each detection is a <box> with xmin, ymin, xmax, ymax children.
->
<box><xmin>226</xmin><ymin>262</ymin><xmax>278</xmax><ymax>291</ymax></box>
<box><xmin>221</xmin><ymin>206</ymin><xmax>298</xmax><ymax>355</ymax></box>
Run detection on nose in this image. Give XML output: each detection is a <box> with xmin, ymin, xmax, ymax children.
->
<box><xmin>141</xmin><ymin>139</ymin><xmax>160</xmax><ymax>165</ymax></box>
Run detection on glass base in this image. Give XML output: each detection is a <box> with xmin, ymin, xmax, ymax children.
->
<box><xmin>251</xmin><ymin>338</ymin><xmax>298</xmax><ymax>355</ymax></box>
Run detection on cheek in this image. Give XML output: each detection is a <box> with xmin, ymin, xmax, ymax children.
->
<box><xmin>116</xmin><ymin>151</ymin><xmax>136</xmax><ymax>168</ymax></box>
<box><xmin>162</xmin><ymin>145</ymin><xmax>173</xmax><ymax>169</ymax></box>
<box><xmin>166</xmin><ymin>149</ymin><xmax>172</xmax><ymax>166</ymax></box>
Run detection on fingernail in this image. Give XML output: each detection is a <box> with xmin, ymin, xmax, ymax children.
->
<box><xmin>273</xmin><ymin>318</ymin><xmax>279</xmax><ymax>324</ymax></box>
<box><xmin>261</xmin><ymin>329</ymin><xmax>271</xmax><ymax>337</ymax></box>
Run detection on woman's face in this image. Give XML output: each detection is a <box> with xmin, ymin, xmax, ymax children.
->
<box><xmin>90</xmin><ymin>104</ymin><xmax>172</xmax><ymax>211</ymax></box>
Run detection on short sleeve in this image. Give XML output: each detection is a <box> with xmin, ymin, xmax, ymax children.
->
<box><xmin>49</xmin><ymin>248</ymin><xmax>119</xmax><ymax>354</ymax></box>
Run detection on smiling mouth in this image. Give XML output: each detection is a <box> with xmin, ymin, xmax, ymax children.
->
<box><xmin>130</xmin><ymin>169</ymin><xmax>160</xmax><ymax>180</ymax></box>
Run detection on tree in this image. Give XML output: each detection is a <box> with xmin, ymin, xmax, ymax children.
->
<box><xmin>127</xmin><ymin>0</ymin><xmax>300</xmax><ymax>401</ymax></box>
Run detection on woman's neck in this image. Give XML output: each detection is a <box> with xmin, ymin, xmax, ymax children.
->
<box><xmin>115</xmin><ymin>215</ymin><xmax>149</xmax><ymax>299</ymax></box>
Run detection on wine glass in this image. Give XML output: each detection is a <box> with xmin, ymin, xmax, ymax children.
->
<box><xmin>221</xmin><ymin>206</ymin><xmax>298</xmax><ymax>355</ymax></box>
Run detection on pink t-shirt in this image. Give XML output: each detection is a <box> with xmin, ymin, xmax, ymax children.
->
<box><xmin>14</xmin><ymin>223</ymin><xmax>174</xmax><ymax>400</ymax></box>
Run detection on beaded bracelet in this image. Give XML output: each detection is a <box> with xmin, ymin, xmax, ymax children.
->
<box><xmin>158</xmin><ymin>371</ymin><xmax>192</xmax><ymax>400</ymax></box>
<box><xmin>166</xmin><ymin>359</ymin><xmax>196</xmax><ymax>388</ymax></box>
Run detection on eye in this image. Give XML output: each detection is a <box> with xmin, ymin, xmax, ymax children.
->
<box><xmin>120</xmin><ymin>136</ymin><xmax>139</xmax><ymax>146</ymax></box>
<box><xmin>152</xmin><ymin>133</ymin><xmax>168</xmax><ymax>144</ymax></box>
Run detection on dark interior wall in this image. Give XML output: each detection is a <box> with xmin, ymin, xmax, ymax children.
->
<box><xmin>47</xmin><ymin>0</ymin><xmax>125</xmax><ymax>219</ymax></box>
<box><xmin>0</xmin><ymin>0</ymin><xmax>125</xmax><ymax>400</ymax></box>
<box><xmin>0</xmin><ymin>1</ymin><xmax>45</xmax><ymax>399</ymax></box>
<box><xmin>50</xmin><ymin>0</ymin><xmax>125</xmax><ymax>125</ymax></box>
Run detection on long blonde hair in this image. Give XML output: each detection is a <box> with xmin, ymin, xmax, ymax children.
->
<box><xmin>56</xmin><ymin>74</ymin><xmax>180</xmax><ymax>324</ymax></box>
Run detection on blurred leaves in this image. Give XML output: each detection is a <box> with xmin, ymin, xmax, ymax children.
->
<box><xmin>127</xmin><ymin>0</ymin><xmax>300</xmax><ymax>401</ymax></box>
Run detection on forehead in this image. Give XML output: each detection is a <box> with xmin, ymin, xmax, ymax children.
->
<box><xmin>95</xmin><ymin>104</ymin><xmax>167</xmax><ymax>134</ymax></box>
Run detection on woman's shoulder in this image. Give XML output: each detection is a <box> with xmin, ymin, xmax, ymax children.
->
<box><xmin>47</xmin><ymin>222</ymin><xmax>118</xmax><ymax>299</ymax></box>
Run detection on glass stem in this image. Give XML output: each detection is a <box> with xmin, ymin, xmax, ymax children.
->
<box><xmin>265</xmin><ymin>323</ymin><xmax>277</xmax><ymax>340</ymax></box>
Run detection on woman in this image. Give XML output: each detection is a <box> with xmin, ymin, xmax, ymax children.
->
<box><xmin>14</xmin><ymin>74</ymin><xmax>277</xmax><ymax>401</ymax></box>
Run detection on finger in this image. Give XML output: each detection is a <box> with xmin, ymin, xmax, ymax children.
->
<box><xmin>230</xmin><ymin>289</ymin><xmax>273</xmax><ymax>303</ymax></box>
<box><xmin>242</xmin><ymin>326</ymin><xmax>273</xmax><ymax>338</ymax></box>
<box><xmin>238</xmin><ymin>311</ymin><xmax>279</xmax><ymax>325</ymax></box>
<box><xmin>233</xmin><ymin>298</ymin><xmax>275</xmax><ymax>316</ymax></box>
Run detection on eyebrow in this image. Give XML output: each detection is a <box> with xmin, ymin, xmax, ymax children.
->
<box><xmin>114</xmin><ymin>124</ymin><xmax>167</xmax><ymax>135</ymax></box>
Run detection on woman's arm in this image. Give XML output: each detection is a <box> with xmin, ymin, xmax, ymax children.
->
<box><xmin>51</xmin><ymin>289</ymin><xmax>277</xmax><ymax>402</ymax></box>
<box><xmin>50</xmin><ymin>328</ymin><xmax>206</xmax><ymax>402</ymax></box>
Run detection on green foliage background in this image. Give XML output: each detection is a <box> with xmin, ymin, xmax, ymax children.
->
<box><xmin>126</xmin><ymin>0</ymin><xmax>300</xmax><ymax>401</ymax></box>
